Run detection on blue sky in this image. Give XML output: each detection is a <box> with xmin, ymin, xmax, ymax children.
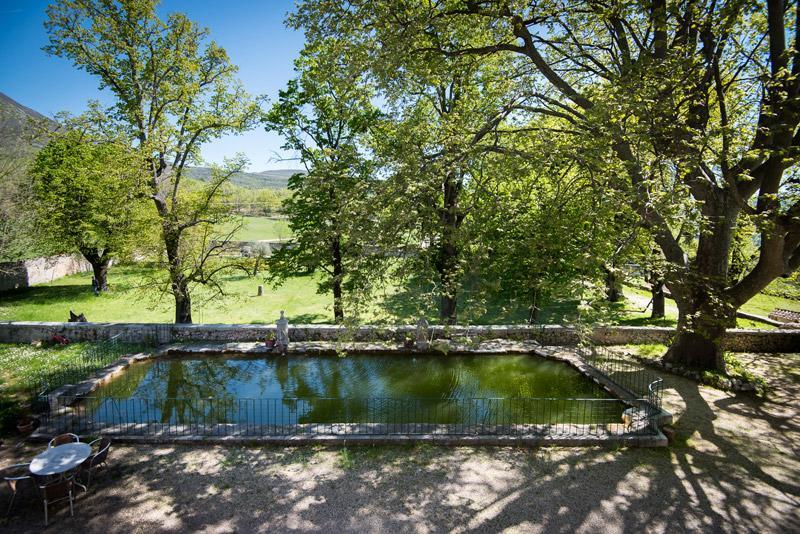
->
<box><xmin>0</xmin><ymin>0</ymin><xmax>305</xmax><ymax>170</ymax></box>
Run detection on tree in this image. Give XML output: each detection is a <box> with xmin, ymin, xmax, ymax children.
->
<box><xmin>294</xmin><ymin>11</ymin><xmax>526</xmax><ymax>324</ymax></box>
<box><xmin>29</xmin><ymin>111</ymin><xmax>151</xmax><ymax>290</ymax></box>
<box><xmin>372</xmin><ymin>59</ymin><xmax>517</xmax><ymax>324</ymax></box>
<box><xmin>295</xmin><ymin>0</ymin><xmax>800</xmax><ymax>371</ymax></box>
<box><xmin>138</xmin><ymin>157</ymin><xmax>253</xmax><ymax>321</ymax></box>
<box><xmin>45</xmin><ymin>0</ymin><xmax>262</xmax><ymax>322</ymax></box>
<box><xmin>469</xmin><ymin>132</ymin><xmax>620</xmax><ymax>324</ymax></box>
<box><xmin>264</xmin><ymin>39</ymin><xmax>380</xmax><ymax>322</ymax></box>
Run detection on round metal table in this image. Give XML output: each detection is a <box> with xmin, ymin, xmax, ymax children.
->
<box><xmin>30</xmin><ymin>443</ymin><xmax>92</xmax><ymax>477</ymax></box>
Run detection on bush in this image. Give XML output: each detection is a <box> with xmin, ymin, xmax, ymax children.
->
<box><xmin>0</xmin><ymin>395</ymin><xmax>23</xmax><ymax>435</ymax></box>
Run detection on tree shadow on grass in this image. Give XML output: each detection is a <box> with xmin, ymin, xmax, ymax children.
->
<box><xmin>0</xmin><ymin>266</ymin><xmax>154</xmax><ymax>311</ymax></box>
<box><xmin>286</xmin><ymin>312</ymin><xmax>330</xmax><ymax>324</ymax></box>
<box><xmin>2</xmin><ymin>284</ymin><xmax>99</xmax><ymax>308</ymax></box>
<box><xmin>377</xmin><ymin>280</ymin><xmax>579</xmax><ymax>326</ymax></box>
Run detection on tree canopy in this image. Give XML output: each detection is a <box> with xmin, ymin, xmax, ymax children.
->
<box><xmin>292</xmin><ymin>0</ymin><xmax>800</xmax><ymax>371</ymax></box>
<box><xmin>29</xmin><ymin>109</ymin><xmax>152</xmax><ymax>289</ymax></box>
<box><xmin>264</xmin><ymin>38</ymin><xmax>382</xmax><ymax>322</ymax></box>
<box><xmin>45</xmin><ymin>0</ymin><xmax>262</xmax><ymax>322</ymax></box>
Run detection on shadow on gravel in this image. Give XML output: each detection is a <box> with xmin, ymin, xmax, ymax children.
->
<box><xmin>2</xmin><ymin>366</ymin><xmax>800</xmax><ymax>532</ymax></box>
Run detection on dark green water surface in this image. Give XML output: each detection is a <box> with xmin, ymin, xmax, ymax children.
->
<box><xmin>86</xmin><ymin>353</ymin><xmax>622</xmax><ymax>426</ymax></box>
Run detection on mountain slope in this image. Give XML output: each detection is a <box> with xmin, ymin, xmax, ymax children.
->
<box><xmin>0</xmin><ymin>92</ymin><xmax>54</xmax><ymax>150</ymax></box>
<box><xmin>184</xmin><ymin>166</ymin><xmax>302</xmax><ymax>189</ymax></box>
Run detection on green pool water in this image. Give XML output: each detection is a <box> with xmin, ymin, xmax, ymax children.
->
<box><xmin>84</xmin><ymin>353</ymin><xmax>623</xmax><ymax>426</ymax></box>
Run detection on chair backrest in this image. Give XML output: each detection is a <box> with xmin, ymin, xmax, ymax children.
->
<box><xmin>93</xmin><ymin>438</ymin><xmax>111</xmax><ymax>465</ymax></box>
<box><xmin>40</xmin><ymin>478</ymin><xmax>72</xmax><ymax>500</ymax></box>
<box><xmin>49</xmin><ymin>433</ymin><xmax>79</xmax><ymax>447</ymax></box>
<box><xmin>31</xmin><ymin>473</ymin><xmax>51</xmax><ymax>487</ymax></box>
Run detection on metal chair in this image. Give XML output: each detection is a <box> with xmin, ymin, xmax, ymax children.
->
<box><xmin>78</xmin><ymin>437</ymin><xmax>111</xmax><ymax>490</ymax></box>
<box><xmin>2</xmin><ymin>463</ymin><xmax>31</xmax><ymax>516</ymax></box>
<box><xmin>38</xmin><ymin>477</ymin><xmax>74</xmax><ymax>526</ymax></box>
<box><xmin>48</xmin><ymin>433</ymin><xmax>80</xmax><ymax>448</ymax></box>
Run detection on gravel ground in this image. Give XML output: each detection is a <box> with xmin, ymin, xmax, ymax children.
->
<box><xmin>0</xmin><ymin>352</ymin><xmax>798</xmax><ymax>533</ymax></box>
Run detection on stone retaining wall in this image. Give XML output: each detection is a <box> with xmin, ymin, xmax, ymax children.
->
<box><xmin>1</xmin><ymin>321</ymin><xmax>798</xmax><ymax>352</ymax></box>
<box><xmin>0</xmin><ymin>255</ymin><xmax>91</xmax><ymax>292</ymax></box>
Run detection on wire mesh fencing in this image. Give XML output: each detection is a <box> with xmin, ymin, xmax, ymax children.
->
<box><xmin>36</xmin><ymin>393</ymin><xmax>663</xmax><ymax>440</ymax></box>
<box><xmin>26</xmin><ymin>329</ymin><xmax>666</xmax><ymax>442</ymax></box>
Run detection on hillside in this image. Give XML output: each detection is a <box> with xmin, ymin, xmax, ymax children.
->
<box><xmin>0</xmin><ymin>92</ymin><xmax>54</xmax><ymax>262</ymax></box>
<box><xmin>0</xmin><ymin>92</ymin><xmax>54</xmax><ymax>150</ymax></box>
<box><xmin>184</xmin><ymin>166</ymin><xmax>302</xmax><ymax>189</ymax></box>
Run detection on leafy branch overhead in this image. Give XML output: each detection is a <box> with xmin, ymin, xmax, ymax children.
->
<box><xmin>293</xmin><ymin>0</ymin><xmax>800</xmax><ymax>371</ymax></box>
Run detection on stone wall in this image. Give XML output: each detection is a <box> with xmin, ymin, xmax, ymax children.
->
<box><xmin>0</xmin><ymin>255</ymin><xmax>91</xmax><ymax>292</ymax></box>
<box><xmin>0</xmin><ymin>321</ymin><xmax>798</xmax><ymax>352</ymax></box>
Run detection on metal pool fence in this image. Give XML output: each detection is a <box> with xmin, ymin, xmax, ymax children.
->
<box><xmin>24</xmin><ymin>335</ymin><xmax>152</xmax><ymax>401</ymax></box>
<box><xmin>29</xmin><ymin>334</ymin><xmax>665</xmax><ymax>441</ymax></box>
<box><xmin>577</xmin><ymin>345</ymin><xmax>664</xmax><ymax>404</ymax></box>
<box><xmin>37</xmin><ymin>397</ymin><xmax>656</xmax><ymax>437</ymax></box>
<box><xmin>36</xmin><ymin>390</ymin><xmax>662</xmax><ymax>440</ymax></box>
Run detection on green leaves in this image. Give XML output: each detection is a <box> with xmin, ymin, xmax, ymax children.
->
<box><xmin>44</xmin><ymin>0</ymin><xmax>264</xmax><ymax>321</ymax></box>
<box><xmin>29</xmin><ymin>116</ymin><xmax>152</xmax><ymax>260</ymax></box>
<box><xmin>264</xmin><ymin>38</ymin><xmax>381</xmax><ymax>321</ymax></box>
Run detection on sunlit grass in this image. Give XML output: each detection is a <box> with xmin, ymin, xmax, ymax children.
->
<box><xmin>0</xmin><ymin>265</ymin><xmax>796</xmax><ymax>328</ymax></box>
<box><xmin>220</xmin><ymin>216</ymin><xmax>292</xmax><ymax>241</ymax></box>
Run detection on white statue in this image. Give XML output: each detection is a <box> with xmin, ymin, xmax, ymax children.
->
<box><xmin>276</xmin><ymin>310</ymin><xmax>289</xmax><ymax>351</ymax></box>
<box><xmin>415</xmin><ymin>317</ymin><xmax>429</xmax><ymax>351</ymax></box>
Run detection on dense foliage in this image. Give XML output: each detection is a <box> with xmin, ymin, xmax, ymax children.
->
<box><xmin>44</xmin><ymin>0</ymin><xmax>263</xmax><ymax>322</ymax></box>
<box><xmin>290</xmin><ymin>0</ymin><xmax>800</xmax><ymax>371</ymax></box>
<box><xmin>26</xmin><ymin>0</ymin><xmax>800</xmax><ymax>374</ymax></box>
<box><xmin>29</xmin><ymin>110</ymin><xmax>152</xmax><ymax>289</ymax></box>
<box><xmin>264</xmin><ymin>40</ymin><xmax>382</xmax><ymax>321</ymax></box>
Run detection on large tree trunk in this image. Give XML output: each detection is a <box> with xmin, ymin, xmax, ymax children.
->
<box><xmin>664</xmin><ymin>296</ymin><xmax>734</xmax><ymax>372</ymax></box>
<box><xmin>81</xmin><ymin>248</ymin><xmax>111</xmax><ymax>292</ymax></box>
<box><xmin>437</xmin><ymin>171</ymin><xmax>463</xmax><ymax>325</ymax></box>
<box><xmin>164</xmin><ymin>228</ymin><xmax>193</xmax><ymax>324</ymax></box>
<box><xmin>440</xmin><ymin>287</ymin><xmax>458</xmax><ymax>325</ymax></box>
<box><xmin>331</xmin><ymin>236</ymin><xmax>344</xmax><ymax>323</ymax></box>
<box><xmin>664</xmin><ymin>194</ymin><xmax>738</xmax><ymax>371</ymax></box>
<box><xmin>646</xmin><ymin>268</ymin><xmax>666</xmax><ymax>318</ymax></box>
<box><xmin>438</xmin><ymin>241</ymin><xmax>459</xmax><ymax>325</ymax></box>
<box><xmin>173</xmin><ymin>279</ymin><xmax>193</xmax><ymax>324</ymax></box>
<box><xmin>650</xmin><ymin>281</ymin><xmax>665</xmax><ymax>318</ymax></box>
<box><xmin>603</xmin><ymin>265</ymin><xmax>623</xmax><ymax>302</ymax></box>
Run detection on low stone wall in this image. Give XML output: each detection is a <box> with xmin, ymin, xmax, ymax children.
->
<box><xmin>1</xmin><ymin>321</ymin><xmax>798</xmax><ymax>352</ymax></box>
<box><xmin>0</xmin><ymin>255</ymin><xmax>91</xmax><ymax>292</ymax></box>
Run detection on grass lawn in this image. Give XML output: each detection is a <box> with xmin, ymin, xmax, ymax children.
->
<box><xmin>222</xmin><ymin>216</ymin><xmax>292</xmax><ymax>241</ymax></box>
<box><xmin>620</xmin><ymin>283</ymin><xmax>800</xmax><ymax>329</ymax></box>
<box><xmin>0</xmin><ymin>265</ymin><xmax>334</xmax><ymax>324</ymax></box>
<box><xmin>1</xmin><ymin>264</ymin><xmax>798</xmax><ymax>327</ymax></box>
<box><xmin>0</xmin><ymin>342</ymin><xmax>143</xmax><ymax>395</ymax></box>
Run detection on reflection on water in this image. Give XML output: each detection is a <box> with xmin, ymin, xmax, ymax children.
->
<box><xmin>85</xmin><ymin>353</ymin><xmax>623</xmax><ymax>426</ymax></box>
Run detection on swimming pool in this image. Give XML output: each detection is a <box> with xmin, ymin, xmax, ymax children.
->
<box><xmin>74</xmin><ymin>352</ymin><xmax>625</xmax><ymax>428</ymax></box>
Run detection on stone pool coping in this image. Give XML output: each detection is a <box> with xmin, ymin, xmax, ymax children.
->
<box><xmin>28</xmin><ymin>427</ymin><xmax>668</xmax><ymax>448</ymax></box>
<box><xmin>31</xmin><ymin>340</ymin><xmax>671</xmax><ymax>447</ymax></box>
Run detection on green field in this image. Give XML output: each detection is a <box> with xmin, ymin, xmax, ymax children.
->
<box><xmin>619</xmin><ymin>283</ymin><xmax>800</xmax><ymax>329</ymax></box>
<box><xmin>222</xmin><ymin>216</ymin><xmax>292</xmax><ymax>241</ymax></box>
<box><xmin>0</xmin><ymin>266</ymin><xmax>332</xmax><ymax>324</ymax></box>
<box><xmin>1</xmin><ymin>264</ymin><xmax>798</xmax><ymax>327</ymax></box>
